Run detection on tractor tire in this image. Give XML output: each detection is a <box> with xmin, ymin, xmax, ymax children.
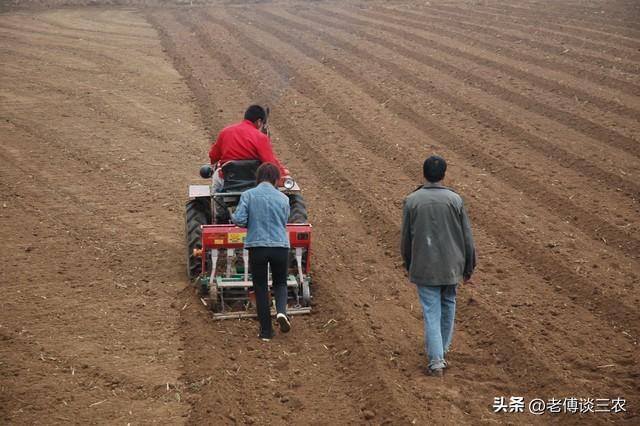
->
<box><xmin>185</xmin><ymin>198</ymin><xmax>211</xmax><ymax>280</ymax></box>
<box><xmin>288</xmin><ymin>193</ymin><xmax>308</xmax><ymax>223</ymax></box>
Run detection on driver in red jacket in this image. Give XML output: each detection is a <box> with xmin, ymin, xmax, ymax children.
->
<box><xmin>209</xmin><ymin>105</ymin><xmax>289</xmax><ymax>191</ymax></box>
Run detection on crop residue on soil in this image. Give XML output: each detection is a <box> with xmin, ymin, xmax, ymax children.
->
<box><xmin>1</xmin><ymin>1</ymin><xmax>638</xmax><ymax>425</ymax></box>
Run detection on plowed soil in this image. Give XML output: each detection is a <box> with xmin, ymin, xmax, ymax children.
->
<box><xmin>1</xmin><ymin>0</ymin><xmax>638</xmax><ymax>424</ymax></box>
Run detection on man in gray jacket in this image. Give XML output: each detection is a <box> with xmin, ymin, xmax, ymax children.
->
<box><xmin>401</xmin><ymin>155</ymin><xmax>476</xmax><ymax>376</ymax></box>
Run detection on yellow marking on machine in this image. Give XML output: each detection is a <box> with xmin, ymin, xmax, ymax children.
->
<box><xmin>228</xmin><ymin>233</ymin><xmax>245</xmax><ymax>244</ymax></box>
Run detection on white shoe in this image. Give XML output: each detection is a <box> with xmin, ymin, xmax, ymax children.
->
<box><xmin>276</xmin><ymin>313</ymin><xmax>291</xmax><ymax>333</ymax></box>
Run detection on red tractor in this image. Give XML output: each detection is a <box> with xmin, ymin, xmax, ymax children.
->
<box><xmin>185</xmin><ymin>160</ymin><xmax>312</xmax><ymax>319</ymax></box>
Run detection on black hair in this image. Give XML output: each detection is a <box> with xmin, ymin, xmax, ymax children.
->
<box><xmin>244</xmin><ymin>105</ymin><xmax>267</xmax><ymax>123</ymax></box>
<box><xmin>423</xmin><ymin>155</ymin><xmax>447</xmax><ymax>182</ymax></box>
<box><xmin>256</xmin><ymin>163</ymin><xmax>280</xmax><ymax>186</ymax></box>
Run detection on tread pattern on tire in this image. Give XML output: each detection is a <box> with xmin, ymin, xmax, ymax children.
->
<box><xmin>288</xmin><ymin>193</ymin><xmax>308</xmax><ymax>223</ymax></box>
<box><xmin>185</xmin><ymin>197</ymin><xmax>211</xmax><ymax>279</ymax></box>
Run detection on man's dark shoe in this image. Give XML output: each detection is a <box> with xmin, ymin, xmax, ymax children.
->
<box><xmin>258</xmin><ymin>328</ymin><xmax>274</xmax><ymax>341</ymax></box>
<box><xmin>276</xmin><ymin>313</ymin><xmax>291</xmax><ymax>333</ymax></box>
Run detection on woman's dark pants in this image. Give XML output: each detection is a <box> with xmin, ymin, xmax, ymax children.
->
<box><xmin>249</xmin><ymin>247</ymin><xmax>289</xmax><ymax>338</ymax></box>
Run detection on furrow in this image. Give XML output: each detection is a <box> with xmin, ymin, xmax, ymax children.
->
<box><xmin>33</xmin><ymin>14</ymin><xmax>156</xmax><ymax>39</ymax></box>
<box><xmin>199</xmin><ymin>7</ymin><xmax>640</xmax><ymax>339</ymax></box>
<box><xmin>306</xmin><ymin>7</ymin><xmax>640</xmax><ymax>139</ymax></box>
<box><xmin>441</xmin><ymin>2</ymin><xmax>640</xmax><ymax>43</ymax></box>
<box><xmin>0</xmin><ymin>28</ymin><xmax>123</xmax><ymax>66</ymax></box>
<box><xmin>206</xmin><ymin>5</ymin><xmax>639</xmax><ymax>405</ymax></box>
<box><xmin>373</xmin><ymin>6</ymin><xmax>640</xmax><ymax>97</ymax></box>
<box><xmin>86</xmin><ymin>9</ymin><xmax>152</xmax><ymax>29</ymax></box>
<box><xmin>484</xmin><ymin>1</ymin><xmax>640</xmax><ymax>33</ymax></box>
<box><xmin>546</xmin><ymin>22</ymin><xmax>640</xmax><ymax>49</ymax></box>
<box><xmin>0</xmin><ymin>46</ymin><xmax>100</xmax><ymax>74</ymax></box>
<box><xmin>428</xmin><ymin>3</ymin><xmax>640</xmax><ymax>57</ymax></box>
<box><xmin>170</xmin><ymin>7</ymin><xmax>580</xmax><ymax>412</ymax></box>
<box><xmin>263</xmin><ymin>8</ymin><xmax>640</xmax><ymax>251</ymax></box>
<box><xmin>277</xmin><ymin>9</ymin><xmax>640</xmax><ymax>197</ymax></box>
<box><xmin>1</xmin><ymin>49</ymin><xmax>199</xmax><ymax>150</ymax></box>
<box><xmin>147</xmin><ymin>10</ymin><xmax>413</xmax><ymax>423</ymax></box>
<box><xmin>145</xmin><ymin>12</ymin><xmax>219</xmax><ymax>134</ymax></box>
<box><xmin>0</xmin><ymin>20</ymin><xmax>133</xmax><ymax>47</ymax></box>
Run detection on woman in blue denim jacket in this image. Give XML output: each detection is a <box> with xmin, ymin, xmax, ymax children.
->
<box><xmin>232</xmin><ymin>163</ymin><xmax>291</xmax><ymax>340</ymax></box>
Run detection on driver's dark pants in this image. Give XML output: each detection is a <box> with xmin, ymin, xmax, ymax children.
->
<box><xmin>249</xmin><ymin>247</ymin><xmax>289</xmax><ymax>338</ymax></box>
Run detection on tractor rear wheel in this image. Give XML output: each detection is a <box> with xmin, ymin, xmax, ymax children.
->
<box><xmin>288</xmin><ymin>193</ymin><xmax>308</xmax><ymax>223</ymax></box>
<box><xmin>185</xmin><ymin>198</ymin><xmax>211</xmax><ymax>280</ymax></box>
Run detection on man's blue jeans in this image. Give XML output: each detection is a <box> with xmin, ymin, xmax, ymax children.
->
<box><xmin>416</xmin><ymin>284</ymin><xmax>457</xmax><ymax>370</ymax></box>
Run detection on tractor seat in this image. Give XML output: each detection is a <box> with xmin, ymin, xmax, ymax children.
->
<box><xmin>221</xmin><ymin>160</ymin><xmax>261</xmax><ymax>192</ymax></box>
